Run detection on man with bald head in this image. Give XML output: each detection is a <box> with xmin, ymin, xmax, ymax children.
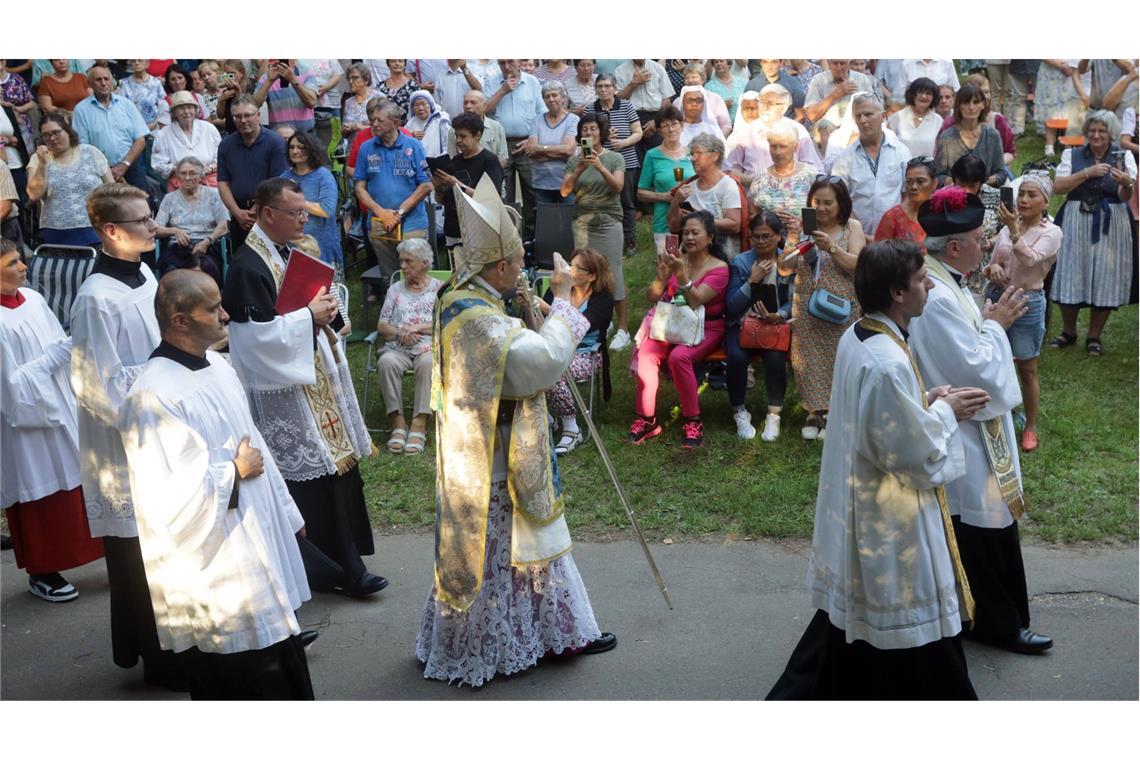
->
<box><xmin>72</xmin><ymin>65</ymin><xmax>150</xmax><ymax>191</ymax></box>
<box><xmin>119</xmin><ymin>269</ymin><xmax>315</xmax><ymax>699</ymax></box>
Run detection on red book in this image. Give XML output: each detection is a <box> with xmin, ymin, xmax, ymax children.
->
<box><xmin>275</xmin><ymin>248</ymin><xmax>335</xmax><ymax>315</ymax></box>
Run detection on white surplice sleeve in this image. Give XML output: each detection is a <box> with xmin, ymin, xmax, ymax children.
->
<box><xmin>226</xmin><ymin>308</ymin><xmax>317</xmax><ymax>391</ymax></box>
<box><xmin>501</xmin><ymin>298</ymin><xmax>590</xmax><ymax>398</ymax></box>
<box><xmin>910</xmin><ymin>290</ymin><xmax>1022</xmax><ymax>420</ymax></box>
<box><xmin>1</xmin><ymin>335</ymin><xmax>72</xmax><ymax>428</ymax></box>
<box><xmin>70</xmin><ymin>298</ymin><xmax>145</xmax><ymax>422</ymax></box>
<box><xmin>856</xmin><ymin>361</ymin><xmax>966</xmax><ymax>492</ymax></box>
<box><xmin>119</xmin><ymin>388</ymin><xmax>237</xmax><ymax>569</ymax></box>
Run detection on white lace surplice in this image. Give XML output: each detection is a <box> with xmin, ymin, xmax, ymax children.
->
<box><xmin>415</xmin><ymin>471</ymin><xmax>601</xmax><ymax>688</ymax></box>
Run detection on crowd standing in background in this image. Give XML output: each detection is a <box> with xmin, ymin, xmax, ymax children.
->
<box><xmin>1</xmin><ymin>57</ymin><xmax>1137</xmax><ymax>701</ymax></box>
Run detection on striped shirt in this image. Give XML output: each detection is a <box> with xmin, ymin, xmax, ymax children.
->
<box><xmin>584</xmin><ymin>97</ymin><xmax>640</xmax><ymax>169</ymax></box>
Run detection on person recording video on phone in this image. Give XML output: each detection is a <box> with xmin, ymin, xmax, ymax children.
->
<box><xmin>561</xmin><ymin>113</ymin><xmax>629</xmax><ymax>347</ymax></box>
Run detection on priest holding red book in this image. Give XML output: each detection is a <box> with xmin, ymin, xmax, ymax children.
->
<box><xmin>222</xmin><ymin>177</ymin><xmax>387</xmax><ymax>598</ymax></box>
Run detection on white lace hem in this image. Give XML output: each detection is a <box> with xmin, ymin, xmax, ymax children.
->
<box><xmin>415</xmin><ymin>480</ymin><xmax>601</xmax><ymax>687</ymax></box>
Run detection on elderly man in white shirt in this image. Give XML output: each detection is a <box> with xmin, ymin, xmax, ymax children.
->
<box><xmin>831</xmin><ymin>92</ymin><xmax>911</xmax><ymax>236</ymax></box>
<box><xmin>435</xmin><ymin>59</ymin><xmax>484</xmax><ymax>121</ymax></box>
<box><xmin>804</xmin><ymin>59</ymin><xmax>880</xmax><ymax>127</ymax></box>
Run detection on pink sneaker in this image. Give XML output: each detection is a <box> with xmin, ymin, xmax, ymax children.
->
<box><xmin>680</xmin><ymin>419</ymin><xmax>704</xmax><ymax>450</ymax></box>
<box><xmin>629</xmin><ymin>417</ymin><xmax>663</xmax><ymax>444</ymax></box>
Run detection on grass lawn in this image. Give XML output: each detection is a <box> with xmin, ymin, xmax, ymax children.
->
<box><xmin>344</xmin><ymin>127</ymin><xmax>1138</xmax><ymax>545</ymax></box>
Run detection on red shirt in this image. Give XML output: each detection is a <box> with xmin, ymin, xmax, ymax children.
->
<box><xmin>874</xmin><ymin>204</ymin><xmax>927</xmax><ymax>251</ymax></box>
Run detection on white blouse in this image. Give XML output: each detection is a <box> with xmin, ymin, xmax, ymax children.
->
<box><xmin>887</xmin><ymin>107</ymin><xmax>943</xmax><ymax>160</ymax></box>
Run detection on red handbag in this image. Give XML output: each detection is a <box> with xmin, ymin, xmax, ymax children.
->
<box><xmin>739</xmin><ymin>315</ymin><xmax>791</xmax><ymax>352</ymax></box>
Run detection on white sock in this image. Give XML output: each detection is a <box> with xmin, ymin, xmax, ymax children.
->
<box><xmin>561</xmin><ymin>416</ymin><xmax>579</xmax><ymax>435</ymax></box>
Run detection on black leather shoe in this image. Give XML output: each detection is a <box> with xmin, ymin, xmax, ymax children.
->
<box><xmin>143</xmin><ymin>664</ymin><xmax>191</xmax><ymax>692</ymax></box>
<box><xmin>580</xmin><ymin>632</ymin><xmax>617</xmax><ymax>655</ymax></box>
<box><xmin>299</xmin><ymin>630</ymin><xmax>319</xmax><ymax>648</ymax></box>
<box><xmin>340</xmin><ymin>572</ymin><xmax>389</xmax><ymax>598</ymax></box>
<box><xmin>1005</xmin><ymin>627</ymin><xmax>1053</xmax><ymax>654</ymax></box>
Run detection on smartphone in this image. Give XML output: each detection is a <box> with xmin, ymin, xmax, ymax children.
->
<box><xmin>665</xmin><ymin>233</ymin><xmax>680</xmax><ymax>256</ymax></box>
<box><xmin>1110</xmin><ymin>150</ymin><xmax>1126</xmax><ymax>169</ymax></box>
<box><xmin>220</xmin><ymin>72</ymin><xmax>235</xmax><ymax>86</ymax></box>
<box><xmin>800</xmin><ymin>207</ymin><xmax>817</xmax><ymax>234</ymax></box>
<box><xmin>1000</xmin><ymin>185</ymin><xmax>1014</xmax><ymax>209</ymax></box>
<box><xmin>580</xmin><ymin>137</ymin><xmax>593</xmax><ymax>158</ymax></box>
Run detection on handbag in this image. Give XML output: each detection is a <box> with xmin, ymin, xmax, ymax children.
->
<box><xmin>807</xmin><ymin>288</ymin><xmax>852</xmax><ymax>325</ymax></box>
<box><xmin>740</xmin><ymin>315</ymin><xmax>791</xmax><ymax>351</ymax></box>
<box><xmin>650</xmin><ymin>299</ymin><xmax>705</xmax><ymax>346</ymax></box>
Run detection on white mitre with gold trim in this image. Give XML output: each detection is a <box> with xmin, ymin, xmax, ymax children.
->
<box><xmin>452</xmin><ymin>175</ymin><xmax>524</xmax><ymax>287</ymax></box>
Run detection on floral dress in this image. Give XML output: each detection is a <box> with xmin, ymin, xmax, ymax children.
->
<box><xmin>791</xmin><ymin>223</ymin><xmax>861</xmax><ymax>412</ymax></box>
<box><xmin>377</xmin><ymin>77</ymin><xmax>419</xmax><ymax>122</ymax></box>
<box><xmin>748</xmin><ymin>164</ymin><xmax>816</xmax><ymax>215</ymax></box>
<box><xmin>0</xmin><ymin>72</ymin><xmax>35</xmax><ymax>147</ymax></box>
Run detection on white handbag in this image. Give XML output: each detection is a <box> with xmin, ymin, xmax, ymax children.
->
<box><xmin>650</xmin><ymin>300</ymin><xmax>705</xmax><ymax>346</ymax></box>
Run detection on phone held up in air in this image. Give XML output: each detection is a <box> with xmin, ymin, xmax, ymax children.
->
<box><xmin>580</xmin><ymin>137</ymin><xmax>594</xmax><ymax>158</ymax></box>
<box><xmin>800</xmin><ymin>207</ymin><xmax>817</xmax><ymax>235</ymax></box>
<box><xmin>665</xmin><ymin>233</ymin><xmax>680</xmax><ymax>257</ymax></box>
<box><xmin>1000</xmin><ymin>185</ymin><xmax>1014</xmax><ymax>210</ymax></box>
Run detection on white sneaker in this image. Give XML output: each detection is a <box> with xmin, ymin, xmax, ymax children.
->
<box><xmin>609</xmin><ymin>329</ymin><xmax>631</xmax><ymax>351</ymax></box>
<box><xmin>801</xmin><ymin>423</ymin><xmax>819</xmax><ymax>440</ymax></box>
<box><xmin>761</xmin><ymin>413</ymin><xmax>781</xmax><ymax>442</ymax></box>
<box><xmin>733</xmin><ymin>409</ymin><xmax>756</xmax><ymax>439</ymax></box>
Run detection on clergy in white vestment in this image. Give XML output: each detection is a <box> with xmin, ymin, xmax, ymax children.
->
<box><xmin>768</xmin><ymin>239</ymin><xmax>990</xmax><ymax>699</ymax></box>
<box><xmin>1</xmin><ymin>240</ymin><xmax>104</xmax><ymax>603</ymax></box>
<box><xmin>910</xmin><ymin>186</ymin><xmax>1053</xmax><ymax>655</ymax></box>
<box><xmin>69</xmin><ymin>184</ymin><xmax>183</xmax><ymax>689</ymax></box>
<box><xmin>119</xmin><ymin>269</ymin><xmax>314</xmax><ymax>700</ymax></box>
<box><xmin>221</xmin><ymin>177</ymin><xmax>386</xmax><ymax>598</ymax></box>
<box><xmin>415</xmin><ymin>176</ymin><xmax>616</xmax><ymax>687</ymax></box>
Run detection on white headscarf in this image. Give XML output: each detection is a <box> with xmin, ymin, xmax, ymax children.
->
<box><xmin>404</xmin><ymin>89</ymin><xmax>451</xmax><ymax>157</ymax></box>
<box><xmin>678</xmin><ymin>85</ymin><xmax>721</xmax><ymax>130</ymax></box>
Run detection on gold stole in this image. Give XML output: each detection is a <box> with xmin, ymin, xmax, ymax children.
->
<box><xmin>431</xmin><ymin>285</ymin><xmax>566</xmax><ymax>611</ymax></box>
<box><xmin>923</xmin><ymin>256</ymin><xmax>1026</xmax><ymax>520</ymax></box>
<box><xmin>246</xmin><ymin>232</ymin><xmax>357</xmax><ymax>474</ymax></box>
<box><xmin>859</xmin><ymin>317</ymin><xmax>976</xmax><ymax>624</ymax></box>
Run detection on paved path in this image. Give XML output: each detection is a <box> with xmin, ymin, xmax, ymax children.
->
<box><xmin>2</xmin><ymin>535</ymin><xmax>1136</xmax><ymax>699</ymax></box>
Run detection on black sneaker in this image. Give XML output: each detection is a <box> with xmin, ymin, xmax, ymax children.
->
<box><xmin>680</xmin><ymin>419</ymin><xmax>704</xmax><ymax>450</ymax></box>
<box><xmin>28</xmin><ymin>573</ymin><xmax>79</xmax><ymax>603</ymax></box>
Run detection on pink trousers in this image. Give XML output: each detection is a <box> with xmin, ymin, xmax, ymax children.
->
<box><xmin>633</xmin><ymin>317</ymin><xmax>725</xmax><ymax>419</ymax></box>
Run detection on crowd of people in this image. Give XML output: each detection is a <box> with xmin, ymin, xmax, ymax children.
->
<box><xmin>1</xmin><ymin>56</ymin><xmax>1137</xmax><ymax>700</ymax></box>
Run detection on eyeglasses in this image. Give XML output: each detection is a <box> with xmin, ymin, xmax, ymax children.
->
<box><xmin>108</xmin><ymin>215</ymin><xmax>155</xmax><ymax>226</ymax></box>
<box><xmin>814</xmin><ymin>174</ymin><xmax>845</xmax><ymax>186</ymax></box>
<box><xmin>41</xmin><ymin>129</ymin><xmax>66</xmax><ymax>139</ymax></box>
<box><xmin>267</xmin><ymin>206</ymin><xmax>309</xmax><ymax>219</ymax></box>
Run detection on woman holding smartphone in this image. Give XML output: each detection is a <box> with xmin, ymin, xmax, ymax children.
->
<box><xmin>786</xmin><ymin>175</ymin><xmax>865</xmax><ymax>440</ymax></box>
<box><xmin>637</xmin><ymin>105</ymin><xmax>694</xmax><ymax>258</ymax></box>
<box><xmin>562</xmin><ymin>113</ymin><xmax>628</xmax><ymax>345</ymax></box>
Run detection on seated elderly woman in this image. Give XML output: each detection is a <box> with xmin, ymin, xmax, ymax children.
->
<box><xmin>725</xmin><ymin>210</ymin><xmax>796</xmax><ymax>442</ymax></box>
<box><xmin>672</xmin><ymin>63</ymin><xmax>732</xmax><ymax>135</ymax></box>
<box><xmin>678</xmin><ymin>87</ymin><xmax>725</xmax><ymax>148</ymax></box>
<box><xmin>629</xmin><ymin>210</ymin><xmax>730</xmax><ymax>451</ymax></box>
<box><xmin>668</xmin><ymin>132</ymin><xmax>744</xmax><ymax>258</ymax></box>
<box><xmin>153</xmin><ymin>156</ymin><xmax>230</xmax><ymax>290</ymax></box>
<box><xmin>536</xmin><ymin>248</ymin><xmax>616</xmax><ymax>455</ymax></box>
<box><xmin>374</xmin><ymin>238</ymin><xmax>444</xmax><ymax>455</ymax></box>
<box><xmin>748</xmin><ymin>118</ymin><xmax>816</xmax><ymax>223</ymax></box>
<box><xmin>152</xmin><ymin>90</ymin><xmax>222</xmax><ymax>191</ymax></box>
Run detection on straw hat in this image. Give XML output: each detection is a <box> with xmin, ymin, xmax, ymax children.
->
<box><xmin>169</xmin><ymin>91</ymin><xmax>198</xmax><ymax>113</ymax></box>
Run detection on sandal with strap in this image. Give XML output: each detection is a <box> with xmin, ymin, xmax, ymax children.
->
<box><xmin>555</xmin><ymin>430</ymin><xmax>582</xmax><ymax>456</ymax></box>
<box><xmin>1049</xmin><ymin>332</ymin><xmax>1077</xmax><ymax>349</ymax></box>
<box><xmin>386</xmin><ymin>428</ymin><xmax>407</xmax><ymax>453</ymax></box>
<box><xmin>404</xmin><ymin>431</ymin><xmax>427</xmax><ymax>455</ymax></box>
<box><xmin>1085</xmin><ymin>337</ymin><xmax>1103</xmax><ymax>356</ymax></box>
